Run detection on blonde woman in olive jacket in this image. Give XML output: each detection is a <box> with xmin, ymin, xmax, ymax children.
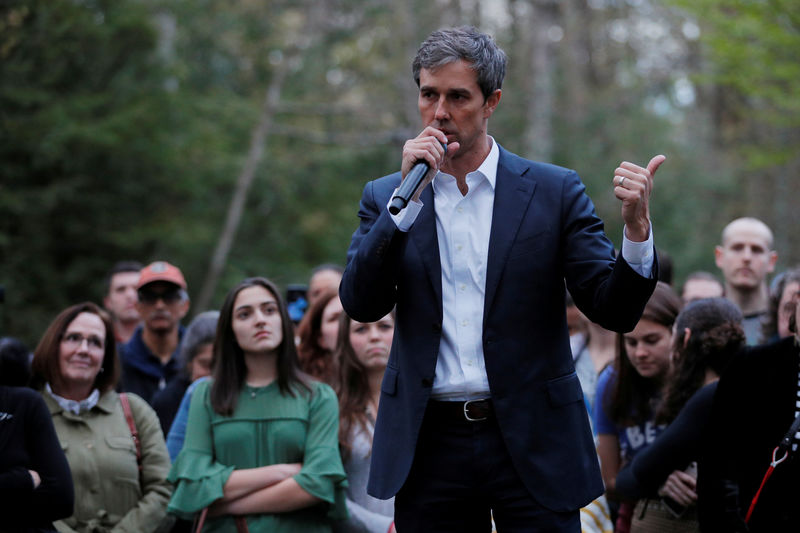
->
<box><xmin>32</xmin><ymin>303</ymin><xmax>172</xmax><ymax>533</ymax></box>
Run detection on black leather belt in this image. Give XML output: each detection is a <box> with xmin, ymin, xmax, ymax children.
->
<box><xmin>428</xmin><ymin>398</ymin><xmax>493</xmax><ymax>422</ymax></box>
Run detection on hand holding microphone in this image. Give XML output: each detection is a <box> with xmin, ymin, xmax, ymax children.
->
<box><xmin>389</xmin><ymin>128</ymin><xmax>455</xmax><ymax>215</ymax></box>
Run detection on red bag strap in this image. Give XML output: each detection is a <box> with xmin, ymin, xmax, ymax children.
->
<box><xmin>119</xmin><ymin>392</ymin><xmax>142</xmax><ymax>471</ymax></box>
<box><xmin>193</xmin><ymin>508</ymin><xmax>208</xmax><ymax>532</ymax></box>
<box><xmin>745</xmin><ymin>412</ymin><xmax>800</xmax><ymax>523</ymax></box>
<box><xmin>193</xmin><ymin>508</ymin><xmax>249</xmax><ymax>533</ymax></box>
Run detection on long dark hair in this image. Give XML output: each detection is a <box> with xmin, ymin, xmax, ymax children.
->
<box><xmin>30</xmin><ymin>302</ymin><xmax>120</xmax><ymax>394</ymax></box>
<box><xmin>296</xmin><ymin>288</ymin><xmax>338</xmax><ymax>384</ymax></box>
<box><xmin>335</xmin><ymin>311</ymin><xmax>395</xmax><ymax>461</ymax></box>
<box><xmin>655</xmin><ymin>298</ymin><xmax>745</xmax><ymax>424</ymax></box>
<box><xmin>210</xmin><ymin>277</ymin><xmax>309</xmax><ymax>416</ymax></box>
<box><xmin>606</xmin><ymin>282</ymin><xmax>682</xmax><ymax>426</ymax></box>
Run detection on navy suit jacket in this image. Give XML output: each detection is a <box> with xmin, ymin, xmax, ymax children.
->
<box><xmin>340</xmin><ymin>145</ymin><xmax>657</xmax><ymax>512</ymax></box>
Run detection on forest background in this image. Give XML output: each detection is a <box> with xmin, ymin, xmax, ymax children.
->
<box><xmin>1</xmin><ymin>0</ymin><xmax>798</xmax><ymax>345</ymax></box>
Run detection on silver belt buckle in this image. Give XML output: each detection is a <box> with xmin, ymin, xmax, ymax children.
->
<box><xmin>463</xmin><ymin>399</ymin><xmax>488</xmax><ymax>422</ymax></box>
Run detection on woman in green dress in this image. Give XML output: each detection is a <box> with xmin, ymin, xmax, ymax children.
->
<box><xmin>167</xmin><ymin>277</ymin><xmax>347</xmax><ymax>532</ymax></box>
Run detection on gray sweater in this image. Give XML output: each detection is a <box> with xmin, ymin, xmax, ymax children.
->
<box><xmin>335</xmin><ymin>421</ymin><xmax>394</xmax><ymax>533</ymax></box>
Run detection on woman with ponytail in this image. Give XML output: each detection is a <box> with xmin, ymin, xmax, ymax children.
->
<box><xmin>614</xmin><ymin>298</ymin><xmax>746</xmax><ymax>530</ymax></box>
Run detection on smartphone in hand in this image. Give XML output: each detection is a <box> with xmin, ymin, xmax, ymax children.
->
<box><xmin>661</xmin><ymin>462</ymin><xmax>698</xmax><ymax>518</ymax></box>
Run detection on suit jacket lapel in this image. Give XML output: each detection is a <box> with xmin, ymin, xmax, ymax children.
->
<box><xmin>410</xmin><ymin>185</ymin><xmax>443</xmax><ymax>307</ymax></box>
<box><xmin>484</xmin><ymin>148</ymin><xmax>537</xmax><ymax>319</ymax></box>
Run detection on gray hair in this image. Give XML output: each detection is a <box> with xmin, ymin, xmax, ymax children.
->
<box><xmin>412</xmin><ymin>26</ymin><xmax>507</xmax><ymax>101</ymax></box>
<box><xmin>179</xmin><ymin>310</ymin><xmax>219</xmax><ymax>375</ymax></box>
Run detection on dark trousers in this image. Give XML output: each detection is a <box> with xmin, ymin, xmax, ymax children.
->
<box><xmin>395</xmin><ymin>401</ymin><xmax>579</xmax><ymax>533</ymax></box>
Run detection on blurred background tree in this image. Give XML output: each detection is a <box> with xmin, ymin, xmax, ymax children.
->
<box><xmin>1</xmin><ymin>0</ymin><xmax>798</xmax><ymax>344</ymax></box>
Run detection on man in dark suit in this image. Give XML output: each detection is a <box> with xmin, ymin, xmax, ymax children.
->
<box><xmin>340</xmin><ymin>26</ymin><xmax>664</xmax><ymax>531</ymax></box>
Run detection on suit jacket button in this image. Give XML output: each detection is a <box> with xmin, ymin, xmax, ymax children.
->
<box><xmin>421</xmin><ymin>378</ymin><xmax>433</xmax><ymax>388</ymax></box>
<box><xmin>432</xmin><ymin>323</ymin><xmax>442</xmax><ymax>333</ymax></box>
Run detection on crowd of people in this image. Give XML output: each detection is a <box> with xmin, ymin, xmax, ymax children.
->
<box><xmin>2</xmin><ymin>227</ymin><xmax>797</xmax><ymax>533</ymax></box>
<box><xmin>1</xmin><ymin>260</ymin><xmax>404</xmax><ymax>533</ymax></box>
<box><xmin>568</xmin><ymin>217</ymin><xmax>800</xmax><ymax>533</ymax></box>
<box><xmin>3</xmin><ymin>24</ymin><xmax>799</xmax><ymax>533</ymax></box>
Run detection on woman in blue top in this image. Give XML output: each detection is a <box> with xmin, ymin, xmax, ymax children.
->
<box><xmin>594</xmin><ymin>282</ymin><xmax>682</xmax><ymax>531</ymax></box>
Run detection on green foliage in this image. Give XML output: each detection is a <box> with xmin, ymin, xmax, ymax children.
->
<box><xmin>2</xmin><ymin>0</ymin><xmax>798</xmax><ymax>344</ymax></box>
<box><xmin>668</xmin><ymin>0</ymin><xmax>800</xmax><ymax>269</ymax></box>
<box><xmin>1</xmin><ymin>0</ymin><xmax>180</xmax><ymax>341</ymax></box>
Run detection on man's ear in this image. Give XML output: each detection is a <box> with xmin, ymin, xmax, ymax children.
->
<box><xmin>483</xmin><ymin>89</ymin><xmax>501</xmax><ymax>118</ymax></box>
<box><xmin>683</xmin><ymin>328</ymin><xmax>691</xmax><ymax>349</ymax></box>
<box><xmin>714</xmin><ymin>245</ymin><xmax>724</xmax><ymax>269</ymax></box>
<box><xmin>767</xmin><ymin>250</ymin><xmax>778</xmax><ymax>273</ymax></box>
<box><xmin>178</xmin><ymin>299</ymin><xmax>190</xmax><ymax>320</ymax></box>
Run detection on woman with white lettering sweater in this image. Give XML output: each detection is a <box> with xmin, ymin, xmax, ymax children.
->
<box><xmin>594</xmin><ymin>282</ymin><xmax>681</xmax><ymax>532</ymax></box>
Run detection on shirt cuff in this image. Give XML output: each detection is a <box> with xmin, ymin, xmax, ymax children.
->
<box><xmin>621</xmin><ymin>223</ymin><xmax>655</xmax><ymax>278</ymax></box>
<box><xmin>387</xmin><ymin>188</ymin><xmax>423</xmax><ymax>232</ymax></box>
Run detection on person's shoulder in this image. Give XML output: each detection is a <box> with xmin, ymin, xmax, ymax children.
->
<box><xmin>695</xmin><ymin>381</ymin><xmax>718</xmax><ymax>401</ymax></box>
<box><xmin>187</xmin><ymin>376</ymin><xmax>211</xmax><ymax>396</ymax></box>
<box><xmin>365</xmin><ymin>172</ymin><xmax>402</xmax><ymax>194</ymax></box>
<box><xmin>497</xmin><ymin>144</ymin><xmax>576</xmax><ymax>181</ymax></box>
<box><xmin>594</xmin><ymin>365</ymin><xmax>617</xmax><ymax>400</ymax></box>
<box><xmin>725</xmin><ymin>337</ymin><xmax>795</xmax><ymax>378</ymax></box>
<box><xmin>597</xmin><ymin>364</ymin><xmax>616</xmax><ymax>385</ymax></box>
<box><xmin>304</xmin><ymin>379</ymin><xmax>337</xmax><ymax>405</ymax></box>
<box><xmin>0</xmin><ymin>386</ymin><xmax>49</xmax><ymax>418</ymax></box>
<box><xmin>190</xmin><ymin>378</ymin><xmax>213</xmax><ymax>400</ymax></box>
<box><xmin>118</xmin><ymin>327</ymin><xmax>147</xmax><ymax>361</ymax></box>
<box><xmin>685</xmin><ymin>382</ymin><xmax>718</xmax><ymax>412</ymax></box>
<box><xmin>353</xmin><ymin>171</ymin><xmax>401</xmax><ymax>207</ymax></box>
<box><xmin>372</xmin><ymin>171</ymin><xmax>402</xmax><ymax>186</ymax></box>
<box><xmin>746</xmin><ymin>335</ymin><xmax>796</xmax><ymax>358</ymax></box>
<box><xmin>1</xmin><ymin>385</ymin><xmax>41</xmax><ymax>403</ymax></box>
<box><xmin>116</xmin><ymin>390</ymin><xmax>157</xmax><ymax>417</ymax></box>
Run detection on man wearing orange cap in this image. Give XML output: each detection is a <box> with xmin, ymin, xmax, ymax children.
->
<box><xmin>119</xmin><ymin>261</ymin><xmax>190</xmax><ymax>404</ymax></box>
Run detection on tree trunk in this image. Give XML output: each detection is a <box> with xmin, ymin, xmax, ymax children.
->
<box><xmin>194</xmin><ymin>58</ymin><xmax>291</xmax><ymax>312</ymax></box>
<box><xmin>194</xmin><ymin>2</ymin><xmax>330</xmax><ymax>311</ymax></box>
<box><xmin>522</xmin><ymin>0</ymin><xmax>557</xmax><ymax>162</ymax></box>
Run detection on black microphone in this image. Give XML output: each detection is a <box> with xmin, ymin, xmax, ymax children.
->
<box><xmin>388</xmin><ymin>143</ymin><xmax>447</xmax><ymax>215</ymax></box>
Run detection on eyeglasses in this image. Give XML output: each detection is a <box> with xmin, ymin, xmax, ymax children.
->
<box><xmin>61</xmin><ymin>332</ymin><xmax>105</xmax><ymax>351</ymax></box>
<box><xmin>138</xmin><ymin>289</ymin><xmax>183</xmax><ymax>304</ymax></box>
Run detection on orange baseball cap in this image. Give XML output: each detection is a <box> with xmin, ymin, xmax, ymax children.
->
<box><xmin>137</xmin><ymin>261</ymin><xmax>187</xmax><ymax>290</ymax></box>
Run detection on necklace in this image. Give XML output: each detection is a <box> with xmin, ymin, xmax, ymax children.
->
<box><xmin>244</xmin><ymin>383</ymin><xmax>271</xmax><ymax>398</ymax></box>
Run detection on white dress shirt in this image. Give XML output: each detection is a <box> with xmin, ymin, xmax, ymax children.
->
<box><xmin>390</xmin><ymin>138</ymin><xmax>653</xmax><ymax>399</ymax></box>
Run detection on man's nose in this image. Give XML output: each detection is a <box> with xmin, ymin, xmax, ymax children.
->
<box><xmin>434</xmin><ymin>96</ymin><xmax>449</xmax><ymax>120</ymax></box>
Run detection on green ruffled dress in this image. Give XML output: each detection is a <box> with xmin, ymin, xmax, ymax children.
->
<box><xmin>167</xmin><ymin>379</ymin><xmax>347</xmax><ymax>532</ymax></box>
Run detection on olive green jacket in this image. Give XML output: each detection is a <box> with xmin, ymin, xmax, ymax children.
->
<box><xmin>43</xmin><ymin>390</ymin><xmax>172</xmax><ymax>533</ymax></box>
